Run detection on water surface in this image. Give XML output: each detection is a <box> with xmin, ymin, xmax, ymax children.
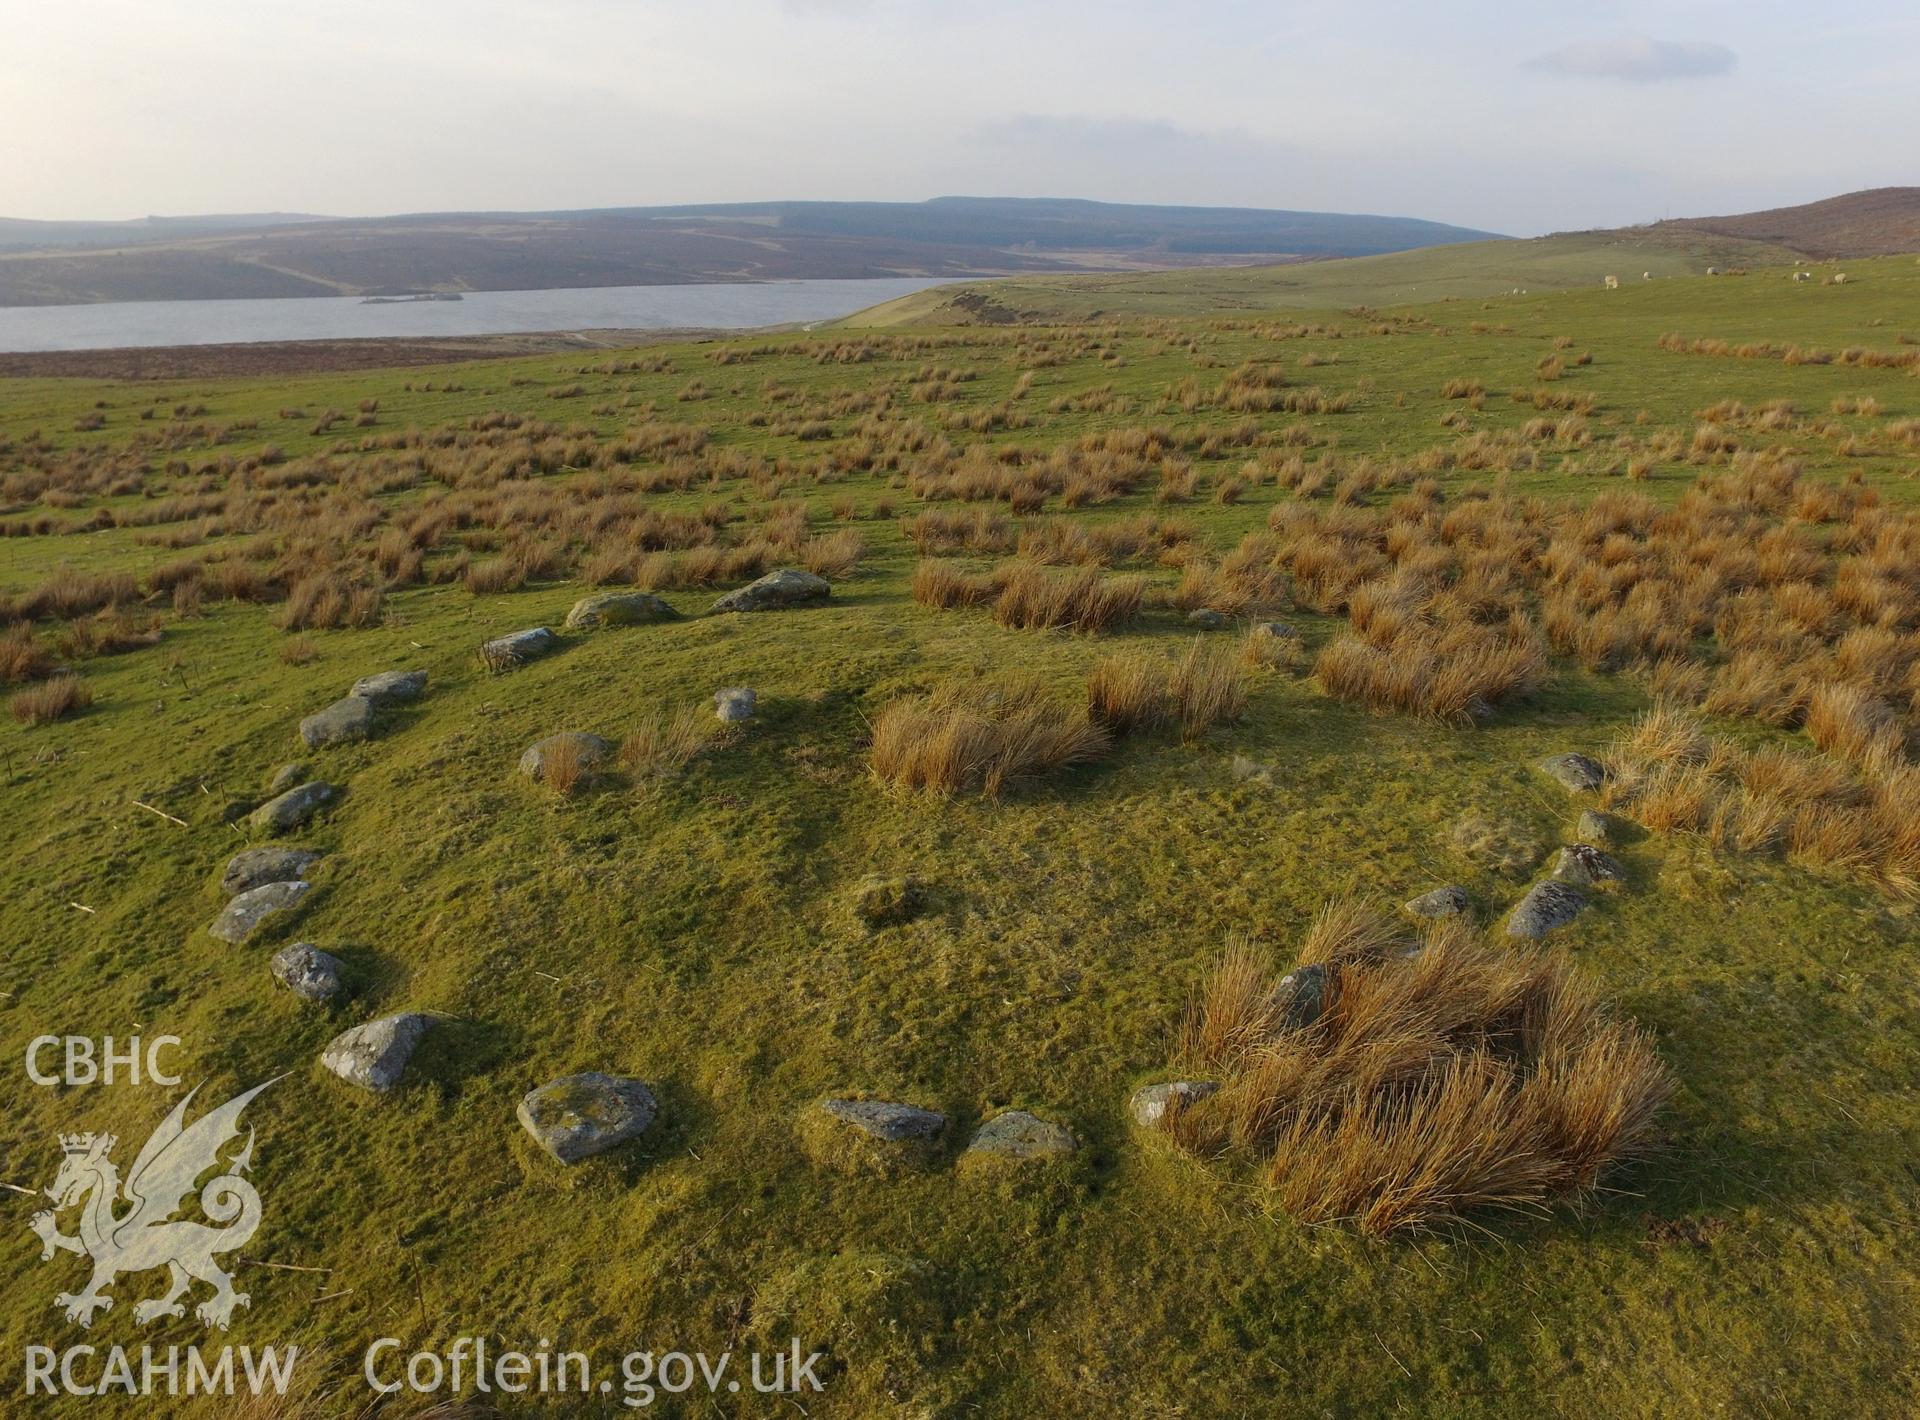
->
<box><xmin>0</xmin><ymin>278</ymin><xmax>956</xmax><ymax>353</ymax></box>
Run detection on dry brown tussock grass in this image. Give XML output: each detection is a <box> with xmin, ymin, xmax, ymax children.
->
<box><xmin>1</xmin><ymin>622</ymin><xmax>55</xmax><ymax>683</ymax></box>
<box><xmin>1163</xmin><ymin>904</ymin><xmax>1669</xmax><ymax>1235</ymax></box>
<box><xmin>621</xmin><ymin>707</ymin><xmax>711</xmax><ymax>779</ymax></box>
<box><xmin>10</xmin><ymin>673</ymin><xmax>92</xmax><ymax>725</ymax></box>
<box><xmin>870</xmin><ymin>679</ymin><xmax>1110</xmax><ymax>799</ymax></box>
<box><xmin>1088</xmin><ymin>640</ymin><xmax>1248</xmax><ymax>741</ymax></box>
<box><xmin>1601</xmin><ymin>708</ymin><xmax>1919</xmax><ymax>894</ymax></box>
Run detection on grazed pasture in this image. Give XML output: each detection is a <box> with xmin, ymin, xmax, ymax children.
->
<box><xmin>2</xmin><ymin>256</ymin><xmax>1918</xmax><ymax>1417</ymax></box>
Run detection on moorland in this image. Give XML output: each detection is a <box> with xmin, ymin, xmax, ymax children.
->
<box><xmin>2</xmin><ymin>236</ymin><xmax>1919</xmax><ymax>1416</ymax></box>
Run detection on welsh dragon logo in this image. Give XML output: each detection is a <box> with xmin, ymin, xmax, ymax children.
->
<box><xmin>29</xmin><ymin>1078</ymin><xmax>278</xmax><ymax>1330</ymax></box>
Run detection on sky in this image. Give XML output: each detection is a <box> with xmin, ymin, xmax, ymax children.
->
<box><xmin>3</xmin><ymin>0</ymin><xmax>1914</xmax><ymax>236</ymax></box>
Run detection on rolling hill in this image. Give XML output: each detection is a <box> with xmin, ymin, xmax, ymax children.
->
<box><xmin>0</xmin><ymin>198</ymin><xmax>1498</xmax><ymax>307</ymax></box>
<box><xmin>1652</xmin><ymin>186</ymin><xmax>1920</xmax><ymax>260</ymax></box>
<box><xmin>851</xmin><ymin>189</ymin><xmax>1920</xmax><ymax>328</ymax></box>
<box><xmin>847</xmin><ymin>229</ymin><xmax>1801</xmax><ymax>326</ymax></box>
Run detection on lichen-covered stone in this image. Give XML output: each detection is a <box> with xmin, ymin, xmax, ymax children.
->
<box><xmin>1508</xmin><ymin>880</ymin><xmax>1589</xmax><ymax>939</ymax></box>
<box><xmin>221</xmin><ymin>846</ymin><xmax>321</xmax><ymax>897</ymax></box>
<box><xmin>271</xmin><ymin>942</ymin><xmax>343</xmax><ymax>1002</ymax></box>
<box><xmin>1129</xmin><ymin>1081</ymin><xmax>1218</xmax><ymax>1129</ymax></box>
<box><xmin>1553</xmin><ymin>843</ymin><xmax>1627</xmax><ymax>888</ymax></box>
<box><xmin>350</xmin><ymin>669</ymin><xmax>428</xmax><ymax>704</ymax></box>
<box><xmin>801</xmin><ymin>1097</ymin><xmax>947</xmax><ymax>1175</ymax></box>
<box><xmin>479</xmin><ymin>627</ymin><xmax>557</xmax><ymax>668</ymax></box>
<box><xmin>248</xmin><ymin>781</ymin><xmax>338</xmax><ymax>835</ymax></box>
<box><xmin>298</xmin><ymin>695</ymin><xmax>374</xmax><ymax>749</ymax></box>
<box><xmin>322</xmin><ymin>1013</ymin><xmax>431</xmax><ymax>1091</ymax></box>
<box><xmin>1404</xmin><ymin>885</ymin><xmax>1470</xmax><ymax>920</ymax></box>
<box><xmin>267</xmin><ymin>762</ymin><xmax>308</xmax><ymax>795</ymax></box>
<box><xmin>564</xmin><ymin>593</ymin><xmax>678</xmax><ymax>631</ymax></box>
<box><xmin>209</xmin><ymin>880</ymin><xmax>311</xmax><ymax>944</ymax></box>
<box><xmin>961</xmin><ymin>1111</ymin><xmax>1079</xmax><ymax>1163</ymax></box>
<box><xmin>711</xmin><ymin>568</ymin><xmax>830</xmax><ymax>613</ymax></box>
<box><xmin>1276</xmin><ymin>962</ymin><xmax>1328</xmax><ymax>1030</ymax></box>
<box><xmin>517</xmin><ymin>1073</ymin><xmax>658</xmax><ymax>1163</ymax></box>
<box><xmin>714</xmin><ymin>687</ymin><xmax>757</xmax><ymax>723</ymax></box>
<box><xmin>1539</xmin><ymin>752</ymin><xmax>1607</xmax><ymax>793</ymax></box>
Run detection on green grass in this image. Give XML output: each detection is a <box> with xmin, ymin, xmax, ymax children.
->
<box><xmin>849</xmin><ymin>230</ymin><xmax>1811</xmax><ymax>325</ymax></box>
<box><xmin>2</xmin><ymin>255</ymin><xmax>1919</xmax><ymax>1416</ymax></box>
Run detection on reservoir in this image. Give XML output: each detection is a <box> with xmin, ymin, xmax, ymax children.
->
<box><xmin>0</xmin><ymin>277</ymin><xmax>956</xmax><ymax>352</ymax></box>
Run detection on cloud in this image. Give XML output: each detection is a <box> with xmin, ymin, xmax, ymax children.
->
<box><xmin>979</xmin><ymin>114</ymin><xmax>1225</xmax><ymax>150</ymax></box>
<box><xmin>1526</xmin><ymin>35</ymin><xmax>1736</xmax><ymax>82</ymax></box>
<box><xmin>780</xmin><ymin>0</ymin><xmax>877</xmax><ymax>17</ymax></box>
<box><xmin>974</xmin><ymin>114</ymin><xmax>1292</xmax><ymax>168</ymax></box>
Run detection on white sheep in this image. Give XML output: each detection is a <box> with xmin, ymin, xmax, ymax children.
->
<box><xmin>1604</xmin><ymin>274</ymin><xmax>1619</xmax><ymax>290</ymax></box>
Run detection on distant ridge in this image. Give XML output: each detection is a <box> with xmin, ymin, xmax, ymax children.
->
<box><xmin>1647</xmin><ymin>187</ymin><xmax>1920</xmax><ymax>261</ymax></box>
<box><xmin>0</xmin><ymin>197</ymin><xmax>1498</xmax><ymax>307</ymax></box>
<box><xmin>0</xmin><ymin>213</ymin><xmax>326</xmax><ymax>248</ymax></box>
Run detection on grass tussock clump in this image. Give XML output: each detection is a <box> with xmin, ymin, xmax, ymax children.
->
<box><xmin>911</xmin><ymin>560</ymin><xmax>1146</xmax><ymax>634</ymax></box>
<box><xmin>1</xmin><ymin>623</ymin><xmax>55</xmax><ymax>684</ymax></box>
<box><xmin>1164</xmin><ymin>904</ymin><xmax>1669</xmax><ymax>1235</ymax></box>
<box><xmin>1086</xmin><ymin>651</ymin><xmax>1170</xmax><ymax>736</ymax></box>
<box><xmin>539</xmin><ymin>734</ymin><xmax>593</xmax><ymax>798</ymax></box>
<box><xmin>1243</xmin><ymin>622</ymin><xmax>1306</xmax><ymax>671</ymax></box>
<box><xmin>991</xmin><ymin>564</ymin><xmax>1146</xmax><ymax>634</ymax></box>
<box><xmin>54</xmin><ymin>608</ymin><xmax>163</xmax><ymax>660</ymax></box>
<box><xmin>1088</xmin><ymin>640</ymin><xmax>1248</xmax><ymax>741</ymax></box>
<box><xmin>1601</xmin><ymin>707</ymin><xmax>1920</xmax><ymax>894</ymax></box>
<box><xmin>870</xmin><ymin>679</ymin><xmax>1110</xmax><ymax>799</ymax></box>
<box><xmin>801</xmin><ymin>528</ymin><xmax>865</xmax><ymax>579</ymax></box>
<box><xmin>910</xmin><ymin>560</ymin><xmax>999</xmax><ymax>611</ymax></box>
<box><xmin>276</xmin><ymin>572</ymin><xmax>383</xmax><ymax>631</ymax></box>
<box><xmin>10</xmin><ymin>673</ymin><xmax>92</xmax><ymax>726</ymax></box>
<box><xmin>1315</xmin><ymin>615</ymin><xmax>1545</xmax><ymax>723</ymax></box>
<box><xmin>620</xmin><ymin>707</ymin><xmax>711</xmax><ymax>779</ymax></box>
<box><xmin>1168</xmin><ymin>638</ymin><xmax>1250</xmax><ymax>739</ymax></box>
<box><xmin>0</xmin><ymin>566</ymin><xmax>140</xmax><ymax>623</ymax></box>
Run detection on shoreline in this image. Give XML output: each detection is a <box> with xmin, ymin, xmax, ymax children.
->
<box><xmin>0</xmin><ymin>326</ymin><xmax>740</xmax><ymax>380</ymax></box>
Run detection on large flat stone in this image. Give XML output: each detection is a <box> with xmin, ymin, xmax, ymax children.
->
<box><xmin>564</xmin><ymin>593</ymin><xmax>678</xmax><ymax>631</ymax></box>
<box><xmin>962</xmin><ymin>1110</ymin><xmax>1079</xmax><ymax>1163</ymax></box>
<box><xmin>711</xmin><ymin>568</ymin><xmax>830</xmax><ymax>614</ymax></box>
<box><xmin>299</xmin><ymin>695</ymin><xmax>374</xmax><ymax>748</ymax></box>
<box><xmin>322</xmin><ymin>1013</ymin><xmax>431</xmax><ymax>1091</ymax></box>
<box><xmin>248</xmin><ymin>781</ymin><xmax>338</xmax><ymax>835</ymax></box>
<box><xmin>350</xmin><ymin>669</ymin><xmax>428</xmax><ymax>705</ymax></box>
<box><xmin>1404</xmin><ymin>885</ymin><xmax>1470</xmax><ymax>920</ymax></box>
<box><xmin>270</xmin><ymin>942</ymin><xmax>343</xmax><ymax>1002</ymax></box>
<box><xmin>221</xmin><ymin>846</ymin><xmax>321</xmax><ymax>897</ymax></box>
<box><xmin>518</xmin><ymin>1072</ymin><xmax>658</xmax><ymax>1163</ymax></box>
<box><xmin>1508</xmin><ymin>880</ymin><xmax>1589</xmax><ymax>939</ymax></box>
<box><xmin>479</xmin><ymin>627</ymin><xmax>557</xmax><ymax>668</ymax></box>
<box><xmin>210</xmin><ymin>879</ymin><xmax>311</xmax><ymax>944</ymax></box>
